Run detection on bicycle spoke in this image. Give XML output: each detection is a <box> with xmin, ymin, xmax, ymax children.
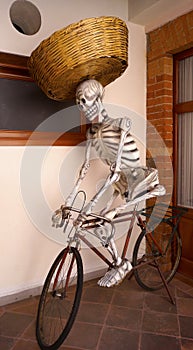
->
<box><xmin>133</xmin><ymin>221</ymin><xmax>181</xmax><ymax>291</ymax></box>
<box><xmin>36</xmin><ymin>247</ymin><xmax>83</xmax><ymax>349</ymax></box>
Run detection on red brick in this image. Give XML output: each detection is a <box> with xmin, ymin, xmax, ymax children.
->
<box><xmin>156</xmin><ymin>125</ymin><xmax>173</xmax><ymax>133</ymax></box>
<box><xmin>147</xmin><ymin>9</ymin><xmax>193</xmax><ymax>182</ymax></box>
<box><xmin>155</xmin><ymin>88</ymin><xmax>172</xmax><ymax>97</ymax></box>
<box><xmin>156</xmin><ymin>74</ymin><xmax>172</xmax><ymax>82</ymax></box>
<box><xmin>147</xmin><ymin>90</ymin><xmax>155</xmax><ymax>99</ymax></box>
<box><xmin>148</xmin><ymin>77</ymin><xmax>156</xmax><ymax>85</ymax></box>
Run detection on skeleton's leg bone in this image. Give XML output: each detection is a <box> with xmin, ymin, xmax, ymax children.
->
<box><xmin>125</xmin><ymin>167</ymin><xmax>160</xmax><ymax>201</ymax></box>
<box><xmin>104</xmin><ymin>184</ymin><xmax>166</xmax><ymax>221</ymax></box>
<box><xmin>107</xmin><ymin>238</ymin><xmax>122</xmax><ymax>266</ymax></box>
<box><xmin>104</xmin><ymin>167</ymin><xmax>166</xmax><ymax>221</ymax></box>
<box><xmin>98</xmin><ymin>260</ymin><xmax>132</xmax><ymax>287</ymax></box>
<box><xmin>100</xmin><ymin>189</ymin><xmax>119</xmax><ymax>216</ymax></box>
<box><xmin>98</xmin><ymin>237</ymin><xmax>132</xmax><ymax>287</ymax></box>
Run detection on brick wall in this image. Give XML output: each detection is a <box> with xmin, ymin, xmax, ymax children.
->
<box><xmin>147</xmin><ymin>10</ymin><xmax>193</xmax><ymax>204</ymax></box>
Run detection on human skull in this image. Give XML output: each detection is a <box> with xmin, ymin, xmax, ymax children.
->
<box><xmin>76</xmin><ymin>79</ymin><xmax>104</xmax><ymax>120</ymax></box>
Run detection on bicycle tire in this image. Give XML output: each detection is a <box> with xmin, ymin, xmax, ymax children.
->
<box><xmin>36</xmin><ymin>246</ymin><xmax>83</xmax><ymax>350</ymax></box>
<box><xmin>132</xmin><ymin>220</ymin><xmax>182</xmax><ymax>291</ymax></box>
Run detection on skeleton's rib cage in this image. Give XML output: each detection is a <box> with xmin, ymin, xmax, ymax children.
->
<box><xmin>88</xmin><ymin>120</ymin><xmax>141</xmax><ymax>169</ymax></box>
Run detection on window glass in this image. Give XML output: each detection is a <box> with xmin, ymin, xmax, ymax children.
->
<box><xmin>177</xmin><ymin>112</ymin><xmax>193</xmax><ymax>208</ymax></box>
<box><xmin>178</xmin><ymin>56</ymin><xmax>193</xmax><ymax>103</ymax></box>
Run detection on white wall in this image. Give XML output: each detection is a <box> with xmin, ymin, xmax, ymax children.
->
<box><xmin>0</xmin><ymin>0</ymin><xmax>146</xmax><ymax>303</ymax></box>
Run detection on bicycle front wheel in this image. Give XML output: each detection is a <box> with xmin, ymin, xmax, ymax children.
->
<box><xmin>36</xmin><ymin>247</ymin><xmax>83</xmax><ymax>350</ymax></box>
<box><xmin>132</xmin><ymin>221</ymin><xmax>182</xmax><ymax>291</ymax></box>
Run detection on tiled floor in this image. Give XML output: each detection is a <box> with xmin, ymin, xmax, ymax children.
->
<box><xmin>0</xmin><ymin>273</ymin><xmax>193</xmax><ymax>350</ymax></box>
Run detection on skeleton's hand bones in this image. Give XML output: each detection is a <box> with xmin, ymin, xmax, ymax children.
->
<box><xmin>109</xmin><ymin>166</ymin><xmax>120</xmax><ymax>183</ymax></box>
<box><xmin>52</xmin><ymin>205</ymin><xmax>70</xmax><ymax>228</ymax></box>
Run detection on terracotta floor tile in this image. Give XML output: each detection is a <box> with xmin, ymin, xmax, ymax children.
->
<box><xmin>0</xmin><ymin>336</ymin><xmax>15</xmax><ymax>350</ymax></box>
<box><xmin>77</xmin><ymin>301</ymin><xmax>109</xmax><ymax>324</ymax></box>
<box><xmin>98</xmin><ymin>326</ymin><xmax>139</xmax><ymax>350</ymax></box>
<box><xmin>64</xmin><ymin>321</ymin><xmax>102</xmax><ymax>349</ymax></box>
<box><xmin>147</xmin><ymin>286</ymin><xmax>174</xmax><ymax>298</ymax></box>
<box><xmin>12</xmin><ymin>339</ymin><xmax>40</xmax><ymax>350</ymax></box>
<box><xmin>171</xmin><ymin>277</ymin><xmax>193</xmax><ymax>292</ymax></box>
<box><xmin>174</xmin><ymin>274</ymin><xmax>193</xmax><ymax>288</ymax></box>
<box><xmin>181</xmin><ymin>338</ymin><xmax>193</xmax><ymax>350</ymax></box>
<box><xmin>142</xmin><ymin>311</ymin><xmax>179</xmax><ymax>336</ymax></box>
<box><xmin>177</xmin><ymin>297</ymin><xmax>193</xmax><ymax>317</ymax></box>
<box><xmin>141</xmin><ymin>333</ymin><xmax>181</xmax><ymax>350</ymax></box>
<box><xmin>22</xmin><ymin>319</ymin><xmax>36</xmax><ymax>341</ymax></box>
<box><xmin>144</xmin><ymin>294</ymin><xmax>177</xmax><ymax>314</ymax></box>
<box><xmin>179</xmin><ymin>315</ymin><xmax>193</xmax><ymax>339</ymax></box>
<box><xmin>114</xmin><ymin>277</ymin><xmax>144</xmax><ymax>294</ymax></box>
<box><xmin>176</xmin><ymin>288</ymin><xmax>193</xmax><ymax>298</ymax></box>
<box><xmin>106</xmin><ymin>305</ymin><xmax>142</xmax><ymax>331</ymax></box>
<box><xmin>4</xmin><ymin>297</ymin><xmax>38</xmax><ymax>312</ymax></box>
<box><xmin>82</xmin><ymin>285</ymin><xmax>113</xmax><ymax>304</ymax></box>
<box><xmin>112</xmin><ymin>289</ymin><xmax>144</xmax><ymax>309</ymax></box>
<box><xmin>0</xmin><ymin>312</ymin><xmax>34</xmax><ymax>337</ymax></box>
<box><xmin>83</xmin><ymin>278</ymin><xmax>100</xmax><ymax>287</ymax></box>
<box><xmin>0</xmin><ymin>274</ymin><xmax>193</xmax><ymax>350</ymax></box>
<box><xmin>0</xmin><ymin>307</ymin><xmax>4</xmax><ymax>317</ymax></box>
<box><xmin>61</xmin><ymin>347</ymin><xmax>85</xmax><ymax>350</ymax></box>
<box><xmin>10</xmin><ymin>299</ymin><xmax>38</xmax><ymax>316</ymax></box>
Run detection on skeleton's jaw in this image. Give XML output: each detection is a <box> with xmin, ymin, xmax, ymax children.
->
<box><xmin>84</xmin><ymin>97</ymin><xmax>107</xmax><ymax>122</ymax></box>
<box><xmin>84</xmin><ymin>103</ymin><xmax>99</xmax><ymax>121</ymax></box>
<box><xmin>77</xmin><ymin>95</ymin><xmax>110</xmax><ymax>123</ymax></box>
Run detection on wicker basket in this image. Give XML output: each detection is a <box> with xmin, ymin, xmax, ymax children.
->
<box><xmin>28</xmin><ymin>16</ymin><xmax>128</xmax><ymax>101</ymax></box>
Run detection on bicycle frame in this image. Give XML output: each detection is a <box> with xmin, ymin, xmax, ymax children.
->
<box><xmin>36</xmin><ymin>199</ymin><xmax>187</xmax><ymax>350</ymax></box>
<box><xmin>56</xmin><ymin>196</ymin><xmax>187</xmax><ymax>304</ymax></box>
<box><xmin>63</xmin><ymin>202</ymin><xmax>163</xmax><ymax>270</ymax></box>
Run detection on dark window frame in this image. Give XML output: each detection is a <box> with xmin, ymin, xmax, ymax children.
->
<box><xmin>173</xmin><ymin>47</ymin><xmax>193</xmax><ymax>207</ymax></box>
<box><xmin>0</xmin><ymin>52</ymin><xmax>87</xmax><ymax>146</ymax></box>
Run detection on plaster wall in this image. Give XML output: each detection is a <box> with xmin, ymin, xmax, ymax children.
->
<box><xmin>0</xmin><ymin>0</ymin><xmax>146</xmax><ymax>302</ymax></box>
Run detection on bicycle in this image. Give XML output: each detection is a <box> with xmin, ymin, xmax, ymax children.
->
<box><xmin>36</xmin><ymin>191</ymin><xmax>187</xmax><ymax>350</ymax></box>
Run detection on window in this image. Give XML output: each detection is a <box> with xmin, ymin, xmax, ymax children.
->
<box><xmin>174</xmin><ymin>48</ymin><xmax>193</xmax><ymax>208</ymax></box>
<box><xmin>0</xmin><ymin>52</ymin><xmax>87</xmax><ymax>145</ymax></box>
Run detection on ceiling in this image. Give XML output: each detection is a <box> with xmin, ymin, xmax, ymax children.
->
<box><xmin>128</xmin><ymin>0</ymin><xmax>193</xmax><ymax>32</ymax></box>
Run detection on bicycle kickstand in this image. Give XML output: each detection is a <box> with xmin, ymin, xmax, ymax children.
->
<box><xmin>154</xmin><ymin>260</ymin><xmax>175</xmax><ymax>305</ymax></box>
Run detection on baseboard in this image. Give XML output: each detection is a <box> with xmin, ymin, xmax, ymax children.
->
<box><xmin>0</xmin><ymin>268</ymin><xmax>106</xmax><ymax>306</ymax></box>
<box><xmin>0</xmin><ymin>285</ymin><xmax>42</xmax><ymax>307</ymax></box>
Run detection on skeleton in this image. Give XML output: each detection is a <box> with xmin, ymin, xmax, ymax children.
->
<box><xmin>52</xmin><ymin>79</ymin><xmax>165</xmax><ymax>287</ymax></box>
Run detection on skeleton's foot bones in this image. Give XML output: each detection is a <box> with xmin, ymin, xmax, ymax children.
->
<box><xmin>98</xmin><ymin>260</ymin><xmax>132</xmax><ymax>287</ymax></box>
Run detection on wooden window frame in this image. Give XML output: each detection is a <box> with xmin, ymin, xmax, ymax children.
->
<box><xmin>0</xmin><ymin>52</ymin><xmax>87</xmax><ymax>146</ymax></box>
<box><xmin>173</xmin><ymin>47</ymin><xmax>193</xmax><ymax>207</ymax></box>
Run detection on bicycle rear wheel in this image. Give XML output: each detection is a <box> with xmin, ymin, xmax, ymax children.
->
<box><xmin>36</xmin><ymin>247</ymin><xmax>83</xmax><ymax>350</ymax></box>
<box><xmin>132</xmin><ymin>221</ymin><xmax>181</xmax><ymax>291</ymax></box>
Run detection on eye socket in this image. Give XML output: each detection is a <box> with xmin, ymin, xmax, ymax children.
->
<box><xmin>81</xmin><ymin>98</ymin><xmax>86</xmax><ymax>104</ymax></box>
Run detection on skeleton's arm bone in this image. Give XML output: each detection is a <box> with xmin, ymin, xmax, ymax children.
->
<box><xmin>65</xmin><ymin>139</ymin><xmax>92</xmax><ymax>206</ymax></box>
<box><xmin>82</xmin><ymin>170</ymin><xmax>120</xmax><ymax>215</ymax></box>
